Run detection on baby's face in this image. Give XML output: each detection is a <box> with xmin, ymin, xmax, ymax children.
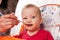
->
<box><xmin>22</xmin><ymin>7</ymin><xmax>42</xmax><ymax>31</ymax></box>
<box><xmin>0</xmin><ymin>0</ymin><xmax>2</xmax><ymax>4</ymax></box>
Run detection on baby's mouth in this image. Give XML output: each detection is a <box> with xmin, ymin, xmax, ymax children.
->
<box><xmin>25</xmin><ymin>24</ymin><xmax>33</xmax><ymax>26</ymax></box>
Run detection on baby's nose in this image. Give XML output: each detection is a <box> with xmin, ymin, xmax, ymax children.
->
<box><xmin>27</xmin><ymin>19</ymin><xmax>31</xmax><ymax>23</ymax></box>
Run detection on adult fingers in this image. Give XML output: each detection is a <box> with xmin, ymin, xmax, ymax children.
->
<box><xmin>0</xmin><ymin>13</ymin><xmax>17</xmax><ymax>20</ymax></box>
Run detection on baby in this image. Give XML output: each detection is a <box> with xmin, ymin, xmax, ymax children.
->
<box><xmin>15</xmin><ymin>4</ymin><xmax>54</xmax><ymax>40</ymax></box>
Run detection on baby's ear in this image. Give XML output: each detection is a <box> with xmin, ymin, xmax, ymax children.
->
<box><xmin>40</xmin><ymin>19</ymin><xmax>43</xmax><ymax>24</ymax></box>
<box><xmin>40</xmin><ymin>17</ymin><xmax>43</xmax><ymax>24</ymax></box>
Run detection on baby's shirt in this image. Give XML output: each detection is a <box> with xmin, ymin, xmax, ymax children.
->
<box><xmin>15</xmin><ymin>29</ymin><xmax>54</xmax><ymax>40</ymax></box>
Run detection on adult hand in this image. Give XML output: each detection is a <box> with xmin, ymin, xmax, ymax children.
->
<box><xmin>0</xmin><ymin>13</ymin><xmax>19</xmax><ymax>33</ymax></box>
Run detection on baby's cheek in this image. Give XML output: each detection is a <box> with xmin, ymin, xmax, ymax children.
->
<box><xmin>33</xmin><ymin>23</ymin><xmax>38</xmax><ymax>28</ymax></box>
<box><xmin>33</xmin><ymin>22</ymin><xmax>40</xmax><ymax>28</ymax></box>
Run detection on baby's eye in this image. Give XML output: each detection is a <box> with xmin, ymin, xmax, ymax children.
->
<box><xmin>23</xmin><ymin>18</ymin><xmax>27</xmax><ymax>19</ymax></box>
<box><xmin>32</xmin><ymin>16</ymin><xmax>35</xmax><ymax>19</ymax></box>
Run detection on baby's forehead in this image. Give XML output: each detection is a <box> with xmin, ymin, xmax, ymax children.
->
<box><xmin>22</xmin><ymin>6</ymin><xmax>41</xmax><ymax>16</ymax></box>
<box><xmin>22</xmin><ymin>8</ymin><xmax>41</xmax><ymax>16</ymax></box>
